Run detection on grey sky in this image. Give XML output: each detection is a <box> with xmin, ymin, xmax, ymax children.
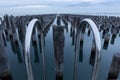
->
<box><xmin>0</xmin><ymin>0</ymin><xmax>120</xmax><ymax>7</ymax></box>
<box><xmin>0</xmin><ymin>0</ymin><xmax>120</xmax><ymax>16</ymax></box>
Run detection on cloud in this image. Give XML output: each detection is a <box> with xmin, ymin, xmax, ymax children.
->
<box><xmin>0</xmin><ymin>0</ymin><xmax>120</xmax><ymax>7</ymax></box>
<box><xmin>12</xmin><ymin>5</ymin><xmax>49</xmax><ymax>9</ymax></box>
<box><xmin>49</xmin><ymin>0</ymin><xmax>98</xmax><ymax>3</ymax></box>
<box><xmin>0</xmin><ymin>0</ymin><xmax>120</xmax><ymax>15</ymax></box>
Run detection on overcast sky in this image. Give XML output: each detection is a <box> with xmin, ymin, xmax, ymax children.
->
<box><xmin>0</xmin><ymin>0</ymin><xmax>120</xmax><ymax>16</ymax></box>
<box><xmin>0</xmin><ymin>0</ymin><xmax>120</xmax><ymax>7</ymax></box>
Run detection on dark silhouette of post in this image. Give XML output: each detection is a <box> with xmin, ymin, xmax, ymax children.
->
<box><xmin>57</xmin><ymin>16</ymin><xmax>61</xmax><ymax>25</ymax></box>
<box><xmin>33</xmin><ymin>41</ymin><xmax>39</xmax><ymax>63</ymax></box>
<box><xmin>32</xmin><ymin>28</ymin><xmax>40</xmax><ymax>63</ymax></box>
<box><xmin>15</xmin><ymin>42</ymin><xmax>23</xmax><ymax>63</ymax></box>
<box><xmin>0</xmin><ymin>20</ymin><xmax>7</xmax><ymax>47</ymax></box>
<box><xmin>9</xmin><ymin>36</ymin><xmax>16</xmax><ymax>53</ymax></box>
<box><xmin>79</xmin><ymin>38</ymin><xmax>83</xmax><ymax>62</ymax></box>
<box><xmin>0</xmin><ymin>25</ymin><xmax>12</xmax><ymax>80</ymax></box>
<box><xmin>72</xmin><ymin>30</ymin><xmax>75</xmax><ymax>45</ymax></box>
<box><xmin>89</xmin><ymin>39</ymin><xmax>96</xmax><ymax>66</ymax></box>
<box><xmin>61</xmin><ymin>16</ymin><xmax>68</xmax><ymax>32</ymax></box>
<box><xmin>87</xmin><ymin>28</ymin><xmax>91</xmax><ymax>36</ymax></box>
<box><xmin>103</xmin><ymin>34</ymin><xmax>110</xmax><ymax>50</ymax></box>
<box><xmin>110</xmin><ymin>24</ymin><xmax>119</xmax><ymax>44</ymax></box>
<box><xmin>4</xmin><ymin>15</ymin><xmax>12</xmax><ymax>36</ymax></box>
<box><xmin>53</xmin><ymin>25</ymin><xmax>64</xmax><ymax>80</ymax></box>
<box><xmin>107</xmin><ymin>53</ymin><xmax>120</xmax><ymax>80</ymax></box>
<box><xmin>111</xmin><ymin>34</ymin><xmax>117</xmax><ymax>44</ymax></box>
<box><xmin>17</xmin><ymin>17</ymin><xmax>26</xmax><ymax>46</ymax></box>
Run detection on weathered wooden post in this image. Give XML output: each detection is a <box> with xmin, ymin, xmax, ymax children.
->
<box><xmin>0</xmin><ymin>25</ymin><xmax>12</xmax><ymax>80</ymax></box>
<box><xmin>53</xmin><ymin>25</ymin><xmax>64</xmax><ymax>80</ymax></box>
<box><xmin>107</xmin><ymin>53</ymin><xmax>120</xmax><ymax>80</ymax></box>
<box><xmin>103</xmin><ymin>34</ymin><xmax>110</xmax><ymax>50</ymax></box>
<box><xmin>57</xmin><ymin>16</ymin><xmax>61</xmax><ymax>25</ymax></box>
<box><xmin>89</xmin><ymin>39</ymin><xmax>96</xmax><ymax>66</ymax></box>
<box><xmin>79</xmin><ymin>36</ymin><xmax>83</xmax><ymax>62</ymax></box>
